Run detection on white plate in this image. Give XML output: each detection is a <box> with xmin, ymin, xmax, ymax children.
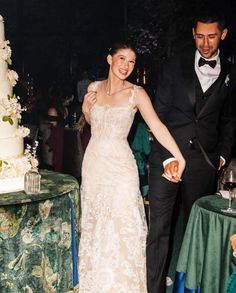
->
<box><xmin>220</xmin><ymin>190</ymin><xmax>230</xmax><ymax>199</ymax></box>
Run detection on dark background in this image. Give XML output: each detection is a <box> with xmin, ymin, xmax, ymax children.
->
<box><xmin>1</xmin><ymin>0</ymin><xmax>236</xmax><ymax>90</ymax></box>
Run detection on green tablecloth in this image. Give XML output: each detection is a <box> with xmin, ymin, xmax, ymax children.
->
<box><xmin>0</xmin><ymin>170</ymin><xmax>80</xmax><ymax>293</ymax></box>
<box><xmin>176</xmin><ymin>195</ymin><xmax>236</xmax><ymax>293</ymax></box>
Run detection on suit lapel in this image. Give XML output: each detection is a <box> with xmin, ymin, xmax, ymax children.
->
<box><xmin>197</xmin><ymin>58</ymin><xmax>230</xmax><ymax>118</ymax></box>
<box><xmin>181</xmin><ymin>54</ymin><xmax>196</xmax><ymax>108</ymax></box>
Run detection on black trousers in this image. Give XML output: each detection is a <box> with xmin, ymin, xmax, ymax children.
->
<box><xmin>146</xmin><ymin>150</ymin><xmax>217</xmax><ymax>293</ymax></box>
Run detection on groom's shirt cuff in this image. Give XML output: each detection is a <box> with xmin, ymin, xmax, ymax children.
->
<box><xmin>163</xmin><ymin>157</ymin><xmax>177</xmax><ymax>168</ymax></box>
<box><xmin>220</xmin><ymin>156</ymin><xmax>225</xmax><ymax>166</ymax></box>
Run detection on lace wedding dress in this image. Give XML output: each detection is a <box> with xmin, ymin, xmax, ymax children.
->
<box><xmin>79</xmin><ymin>82</ymin><xmax>147</xmax><ymax>293</ymax></box>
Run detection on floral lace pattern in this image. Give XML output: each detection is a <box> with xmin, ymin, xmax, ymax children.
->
<box><xmin>79</xmin><ymin>86</ymin><xmax>148</xmax><ymax>293</ymax></box>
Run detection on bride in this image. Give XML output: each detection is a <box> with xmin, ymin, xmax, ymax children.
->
<box><xmin>78</xmin><ymin>40</ymin><xmax>185</xmax><ymax>293</ymax></box>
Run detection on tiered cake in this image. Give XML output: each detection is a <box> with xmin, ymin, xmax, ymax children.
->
<box><xmin>0</xmin><ymin>15</ymin><xmax>31</xmax><ymax>193</ymax></box>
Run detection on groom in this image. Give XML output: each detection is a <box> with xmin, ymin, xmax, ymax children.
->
<box><xmin>147</xmin><ymin>11</ymin><xmax>236</xmax><ymax>293</ymax></box>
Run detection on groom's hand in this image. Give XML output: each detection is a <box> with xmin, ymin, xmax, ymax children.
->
<box><xmin>162</xmin><ymin>160</ymin><xmax>181</xmax><ymax>183</ymax></box>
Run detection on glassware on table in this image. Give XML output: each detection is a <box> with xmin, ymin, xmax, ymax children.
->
<box><xmin>221</xmin><ymin>167</ymin><xmax>236</xmax><ymax>213</ymax></box>
<box><xmin>24</xmin><ymin>167</ymin><xmax>41</xmax><ymax>194</ymax></box>
<box><xmin>24</xmin><ymin>141</ymin><xmax>41</xmax><ymax>195</ymax></box>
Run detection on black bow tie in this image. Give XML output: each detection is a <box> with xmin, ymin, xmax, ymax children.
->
<box><xmin>198</xmin><ymin>57</ymin><xmax>217</xmax><ymax>68</ymax></box>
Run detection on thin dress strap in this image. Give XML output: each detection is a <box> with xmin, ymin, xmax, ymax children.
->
<box><xmin>90</xmin><ymin>81</ymin><xmax>101</xmax><ymax>92</ymax></box>
<box><xmin>129</xmin><ymin>85</ymin><xmax>141</xmax><ymax>106</ymax></box>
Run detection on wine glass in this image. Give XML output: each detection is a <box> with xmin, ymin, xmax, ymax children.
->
<box><xmin>221</xmin><ymin>167</ymin><xmax>236</xmax><ymax>213</ymax></box>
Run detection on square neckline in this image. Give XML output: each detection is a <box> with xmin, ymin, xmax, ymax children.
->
<box><xmin>92</xmin><ymin>81</ymin><xmax>139</xmax><ymax>109</ymax></box>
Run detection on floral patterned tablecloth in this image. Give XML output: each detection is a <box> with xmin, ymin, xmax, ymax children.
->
<box><xmin>0</xmin><ymin>170</ymin><xmax>80</xmax><ymax>293</ymax></box>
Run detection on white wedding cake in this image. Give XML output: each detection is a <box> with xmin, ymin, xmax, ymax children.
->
<box><xmin>0</xmin><ymin>15</ymin><xmax>32</xmax><ymax>193</ymax></box>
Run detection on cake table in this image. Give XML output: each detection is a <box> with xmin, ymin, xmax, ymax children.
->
<box><xmin>0</xmin><ymin>170</ymin><xmax>80</xmax><ymax>293</ymax></box>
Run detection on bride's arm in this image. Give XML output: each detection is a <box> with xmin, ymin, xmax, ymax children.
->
<box><xmin>135</xmin><ymin>87</ymin><xmax>185</xmax><ymax>181</ymax></box>
<box><xmin>82</xmin><ymin>83</ymin><xmax>97</xmax><ymax>124</ymax></box>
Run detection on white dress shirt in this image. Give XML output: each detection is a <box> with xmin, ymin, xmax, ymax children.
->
<box><xmin>194</xmin><ymin>50</ymin><xmax>220</xmax><ymax>92</ymax></box>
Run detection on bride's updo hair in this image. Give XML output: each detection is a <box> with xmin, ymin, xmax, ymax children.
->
<box><xmin>108</xmin><ymin>40</ymin><xmax>137</xmax><ymax>57</ymax></box>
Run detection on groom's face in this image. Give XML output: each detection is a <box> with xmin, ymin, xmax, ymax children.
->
<box><xmin>192</xmin><ymin>21</ymin><xmax>228</xmax><ymax>59</ymax></box>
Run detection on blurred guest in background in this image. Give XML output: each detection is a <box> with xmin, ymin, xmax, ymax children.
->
<box><xmin>24</xmin><ymin>86</ymin><xmax>49</xmax><ymax>125</ymax></box>
<box><xmin>77</xmin><ymin>70</ymin><xmax>92</xmax><ymax>103</ymax></box>
<box><xmin>75</xmin><ymin>114</ymin><xmax>91</xmax><ymax>151</ymax></box>
<box><xmin>44</xmin><ymin>84</ymin><xmax>73</xmax><ymax>171</ymax></box>
<box><xmin>46</xmin><ymin>84</ymin><xmax>73</xmax><ymax>127</ymax></box>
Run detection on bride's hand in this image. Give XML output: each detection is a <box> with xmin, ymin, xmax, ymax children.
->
<box><xmin>82</xmin><ymin>91</ymin><xmax>97</xmax><ymax>115</ymax></box>
<box><xmin>162</xmin><ymin>159</ymin><xmax>185</xmax><ymax>183</ymax></box>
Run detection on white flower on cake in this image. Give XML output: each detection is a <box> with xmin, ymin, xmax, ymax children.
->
<box><xmin>7</xmin><ymin>69</ymin><xmax>18</xmax><ymax>86</ymax></box>
<box><xmin>0</xmin><ymin>94</ymin><xmax>23</xmax><ymax>124</ymax></box>
<box><xmin>0</xmin><ymin>40</ymin><xmax>12</xmax><ymax>64</ymax></box>
<box><xmin>14</xmin><ymin>158</ymin><xmax>31</xmax><ymax>176</ymax></box>
<box><xmin>15</xmin><ymin>126</ymin><xmax>30</xmax><ymax>138</ymax></box>
<box><xmin>0</xmin><ymin>157</ymin><xmax>31</xmax><ymax>178</ymax></box>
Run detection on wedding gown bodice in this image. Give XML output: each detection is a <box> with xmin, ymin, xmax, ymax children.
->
<box><xmin>91</xmin><ymin>103</ymin><xmax>136</xmax><ymax>141</ymax></box>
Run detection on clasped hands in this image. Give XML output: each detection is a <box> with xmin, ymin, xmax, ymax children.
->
<box><xmin>162</xmin><ymin>159</ymin><xmax>185</xmax><ymax>183</ymax></box>
<box><xmin>162</xmin><ymin>155</ymin><xmax>223</xmax><ymax>183</ymax></box>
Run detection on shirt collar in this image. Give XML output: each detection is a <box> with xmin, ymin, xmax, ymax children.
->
<box><xmin>195</xmin><ymin>50</ymin><xmax>220</xmax><ymax>65</ymax></box>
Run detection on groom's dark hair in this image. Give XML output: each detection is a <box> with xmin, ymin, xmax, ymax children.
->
<box><xmin>193</xmin><ymin>10</ymin><xmax>226</xmax><ymax>31</ymax></box>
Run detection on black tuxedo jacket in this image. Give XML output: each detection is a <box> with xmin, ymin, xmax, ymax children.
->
<box><xmin>151</xmin><ymin>51</ymin><xmax>236</xmax><ymax>164</ymax></box>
